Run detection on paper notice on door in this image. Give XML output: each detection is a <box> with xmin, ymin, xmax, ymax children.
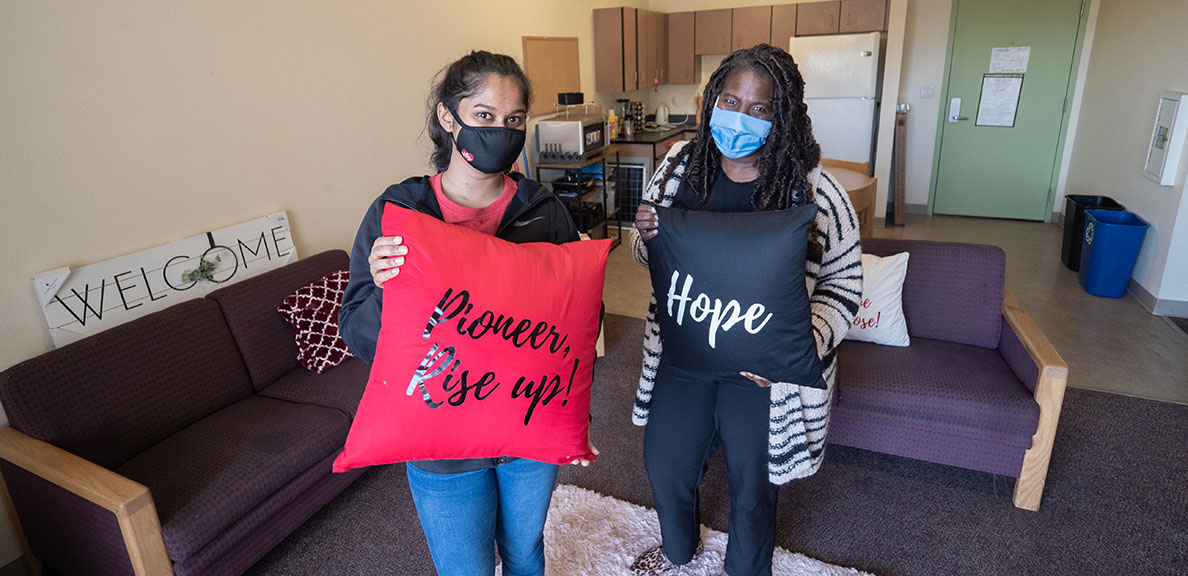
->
<box><xmin>976</xmin><ymin>75</ymin><xmax>1024</xmax><ymax>127</ymax></box>
<box><xmin>989</xmin><ymin>47</ymin><xmax>1030</xmax><ymax>73</ymax></box>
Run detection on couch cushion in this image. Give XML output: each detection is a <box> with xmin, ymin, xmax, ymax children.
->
<box><xmin>827</xmin><ymin>406</ymin><xmax>1030</xmax><ymax>477</ymax></box>
<box><xmin>115</xmin><ymin>395</ymin><xmax>350</xmax><ymax>563</ymax></box>
<box><xmin>836</xmin><ymin>338</ymin><xmax>1039</xmax><ymax>447</ymax></box>
<box><xmin>861</xmin><ymin>238</ymin><xmax>1004</xmax><ymax>349</ymax></box>
<box><xmin>258</xmin><ymin>356</ymin><xmax>369</xmax><ymax>417</ymax></box>
<box><xmin>0</xmin><ymin>298</ymin><xmax>252</xmax><ymax>469</ymax></box>
<box><xmin>207</xmin><ymin>250</ymin><xmax>349</xmax><ymax>391</ymax></box>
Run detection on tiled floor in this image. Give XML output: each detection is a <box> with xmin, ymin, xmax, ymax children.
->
<box><xmin>602</xmin><ymin>215</ymin><xmax>1188</xmax><ymax>405</ymax></box>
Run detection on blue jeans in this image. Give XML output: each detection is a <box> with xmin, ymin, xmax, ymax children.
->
<box><xmin>406</xmin><ymin>459</ymin><xmax>559</xmax><ymax>576</ymax></box>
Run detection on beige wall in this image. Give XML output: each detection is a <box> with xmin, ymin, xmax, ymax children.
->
<box><xmin>1064</xmin><ymin>0</ymin><xmax>1188</xmax><ymax>303</ymax></box>
<box><xmin>896</xmin><ymin>0</ymin><xmax>951</xmax><ymax>208</ymax></box>
<box><xmin>0</xmin><ymin>0</ymin><xmax>638</xmax><ymax>564</ymax></box>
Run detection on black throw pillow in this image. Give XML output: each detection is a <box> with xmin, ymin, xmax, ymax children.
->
<box><xmin>645</xmin><ymin>204</ymin><xmax>826</xmax><ymax>388</ymax></box>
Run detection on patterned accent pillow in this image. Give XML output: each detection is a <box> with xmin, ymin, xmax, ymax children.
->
<box><xmin>277</xmin><ymin>270</ymin><xmax>354</xmax><ymax>373</ymax></box>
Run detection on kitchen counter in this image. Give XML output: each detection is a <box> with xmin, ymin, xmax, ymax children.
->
<box><xmin>610</xmin><ymin>124</ymin><xmax>696</xmax><ymax>144</ymax></box>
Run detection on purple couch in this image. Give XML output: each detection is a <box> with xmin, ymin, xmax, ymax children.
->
<box><xmin>0</xmin><ymin>250</ymin><xmax>370</xmax><ymax>575</ymax></box>
<box><xmin>829</xmin><ymin>238</ymin><xmax>1068</xmax><ymax>511</ymax></box>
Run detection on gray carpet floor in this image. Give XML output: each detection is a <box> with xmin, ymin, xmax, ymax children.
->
<box><xmin>246</xmin><ymin>314</ymin><xmax>1188</xmax><ymax>576</ymax></box>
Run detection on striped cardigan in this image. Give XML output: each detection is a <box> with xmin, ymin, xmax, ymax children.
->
<box><xmin>628</xmin><ymin>140</ymin><xmax>863</xmax><ymax>484</ymax></box>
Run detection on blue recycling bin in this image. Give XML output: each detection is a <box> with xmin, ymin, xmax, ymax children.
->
<box><xmin>1078</xmin><ymin>209</ymin><xmax>1149</xmax><ymax>298</ymax></box>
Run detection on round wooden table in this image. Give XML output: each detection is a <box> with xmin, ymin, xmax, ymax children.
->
<box><xmin>826</xmin><ymin>167</ymin><xmax>876</xmax><ymax>237</ymax></box>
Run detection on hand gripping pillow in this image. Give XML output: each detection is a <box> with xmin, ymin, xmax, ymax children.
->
<box><xmin>645</xmin><ymin>204</ymin><xmax>826</xmax><ymax>388</ymax></box>
<box><xmin>333</xmin><ymin>205</ymin><xmax>611</xmax><ymax>472</ymax></box>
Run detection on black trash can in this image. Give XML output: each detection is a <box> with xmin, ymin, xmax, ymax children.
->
<box><xmin>1061</xmin><ymin>195</ymin><xmax>1125</xmax><ymax>271</ymax></box>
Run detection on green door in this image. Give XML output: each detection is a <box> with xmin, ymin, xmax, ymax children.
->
<box><xmin>932</xmin><ymin>0</ymin><xmax>1086</xmax><ymax>221</ymax></box>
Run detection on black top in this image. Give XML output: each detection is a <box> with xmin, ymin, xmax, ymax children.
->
<box><xmin>672</xmin><ymin>172</ymin><xmax>757</xmax><ymax>213</ymax></box>
<box><xmin>338</xmin><ymin>173</ymin><xmax>580</xmax><ymax>474</ymax></box>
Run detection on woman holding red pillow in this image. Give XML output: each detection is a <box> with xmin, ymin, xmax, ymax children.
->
<box><xmin>339</xmin><ymin>50</ymin><xmax>596</xmax><ymax>576</ymax></box>
<box><xmin>629</xmin><ymin>44</ymin><xmax>863</xmax><ymax>576</ymax></box>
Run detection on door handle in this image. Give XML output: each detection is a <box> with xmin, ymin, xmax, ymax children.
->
<box><xmin>948</xmin><ymin>97</ymin><xmax>967</xmax><ymax>123</ymax></box>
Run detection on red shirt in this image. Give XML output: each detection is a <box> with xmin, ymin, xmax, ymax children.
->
<box><xmin>430</xmin><ymin>173</ymin><xmax>517</xmax><ymax>235</ymax></box>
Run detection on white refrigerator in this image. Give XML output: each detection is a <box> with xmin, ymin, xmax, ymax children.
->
<box><xmin>788</xmin><ymin>32</ymin><xmax>881</xmax><ymax>166</ymax></box>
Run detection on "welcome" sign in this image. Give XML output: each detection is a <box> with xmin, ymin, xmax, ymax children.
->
<box><xmin>35</xmin><ymin>212</ymin><xmax>297</xmax><ymax>348</ymax></box>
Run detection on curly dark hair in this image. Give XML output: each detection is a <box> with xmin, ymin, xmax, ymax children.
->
<box><xmin>426</xmin><ymin>50</ymin><xmax>532</xmax><ymax>173</ymax></box>
<box><xmin>664</xmin><ymin>43</ymin><xmax>821</xmax><ymax>213</ymax></box>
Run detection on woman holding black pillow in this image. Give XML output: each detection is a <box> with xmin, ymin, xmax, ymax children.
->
<box><xmin>628</xmin><ymin>44</ymin><xmax>863</xmax><ymax>576</ymax></box>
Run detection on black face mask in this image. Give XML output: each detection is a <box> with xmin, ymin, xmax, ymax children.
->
<box><xmin>448</xmin><ymin>109</ymin><xmax>526</xmax><ymax>174</ymax></box>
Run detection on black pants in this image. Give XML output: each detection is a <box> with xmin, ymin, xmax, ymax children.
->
<box><xmin>644</xmin><ymin>362</ymin><xmax>779</xmax><ymax>576</ymax></box>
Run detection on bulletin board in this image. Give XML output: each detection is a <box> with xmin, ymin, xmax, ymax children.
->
<box><xmin>522</xmin><ymin>36</ymin><xmax>581</xmax><ymax>117</ymax></box>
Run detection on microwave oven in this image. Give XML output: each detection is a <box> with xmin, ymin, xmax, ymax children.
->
<box><xmin>535</xmin><ymin>115</ymin><xmax>607</xmax><ymax>164</ymax></box>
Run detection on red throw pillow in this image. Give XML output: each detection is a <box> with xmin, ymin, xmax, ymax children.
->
<box><xmin>332</xmin><ymin>205</ymin><xmax>611</xmax><ymax>472</ymax></box>
<box><xmin>277</xmin><ymin>269</ymin><xmax>355</xmax><ymax>373</ymax></box>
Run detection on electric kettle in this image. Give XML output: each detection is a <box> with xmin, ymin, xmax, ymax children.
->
<box><xmin>655</xmin><ymin>104</ymin><xmax>670</xmax><ymax>124</ymax></box>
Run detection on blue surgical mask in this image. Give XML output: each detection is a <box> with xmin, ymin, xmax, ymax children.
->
<box><xmin>708</xmin><ymin>103</ymin><xmax>772</xmax><ymax>159</ymax></box>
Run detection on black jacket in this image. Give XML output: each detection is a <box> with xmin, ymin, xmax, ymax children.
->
<box><xmin>337</xmin><ymin>173</ymin><xmax>580</xmax><ymax>474</ymax></box>
<box><xmin>340</xmin><ymin>173</ymin><xmax>579</xmax><ymax>363</ymax></box>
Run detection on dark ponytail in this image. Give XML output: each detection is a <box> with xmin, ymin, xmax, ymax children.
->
<box><xmin>426</xmin><ymin>50</ymin><xmax>533</xmax><ymax>173</ymax></box>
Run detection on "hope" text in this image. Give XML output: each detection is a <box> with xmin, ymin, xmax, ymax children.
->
<box><xmin>665</xmin><ymin>270</ymin><xmax>771</xmax><ymax>348</ymax></box>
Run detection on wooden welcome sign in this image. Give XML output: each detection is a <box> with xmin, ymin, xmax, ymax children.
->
<box><xmin>34</xmin><ymin>212</ymin><xmax>297</xmax><ymax>348</ymax></box>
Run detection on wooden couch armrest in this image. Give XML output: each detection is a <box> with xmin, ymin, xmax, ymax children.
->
<box><xmin>0</xmin><ymin>426</ymin><xmax>173</xmax><ymax>575</ymax></box>
<box><xmin>1002</xmin><ymin>289</ymin><xmax>1069</xmax><ymax>511</ymax></box>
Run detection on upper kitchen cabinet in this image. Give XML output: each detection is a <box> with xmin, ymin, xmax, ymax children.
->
<box><xmin>637</xmin><ymin>10</ymin><xmax>668</xmax><ymax>88</ymax></box>
<box><xmin>694</xmin><ymin>9</ymin><xmax>732</xmax><ymax>55</ymax></box>
<box><xmin>732</xmin><ymin>6</ymin><xmax>772</xmax><ymax>51</ymax></box>
<box><xmin>770</xmin><ymin>4</ymin><xmax>798</xmax><ymax>48</ymax></box>
<box><xmin>840</xmin><ymin>0</ymin><xmax>887</xmax><ymax>33</ymax></box>
<box><xmin>796</xmin><ymin>1</ymin><xmax>840</xmax><ymax>36</ymax></box>
<box><xmin>652</xmin><ymin>11</ymin><xmax>668</xmax><ymax>84</ymax></box>
<box><xmin>667</xmin><ymin>11</ymin><xmax>700</xmax><ymax>84</ymax></box>
<box><xmin>594</xmin><ymin>7</ymin><xmax>639</xmax><ymax>92</ymax></box>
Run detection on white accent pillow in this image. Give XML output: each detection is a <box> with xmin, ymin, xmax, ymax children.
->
<box><xmin>847</xmin><ymin>252</ymin><xmax>911</xmax><ymax>347</ymax></box>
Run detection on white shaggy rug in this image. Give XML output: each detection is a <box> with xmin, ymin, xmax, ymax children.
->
<box><xmin>496</xmin><ymin>484</ymin><xmax>875</xmax><ymax>576</ymax></box>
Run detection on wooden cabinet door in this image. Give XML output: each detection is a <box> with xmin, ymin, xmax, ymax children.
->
<box><xmin>638</xmin><ymin>9</ymin><xmax>653</xmax><ymax>90</ymax></box>
<box><xmin>656</xmin><ymin>134</ymin><xmax>683</xmax><ymax>161</ymax></box>
<box><xmin>840</xmin><ymin>0</ymin><xmax>887</xmax><ymax>33</ymax></box>
<box><xmin>639</xmin><ymin>10</ymin><xmax>669</xmax><ymax>87</ymax></box>
<box><xmin>694</xmin><ymin>9</ymin><xmax>732</xmax><ymax>55</ymax></box>
<box><xmin>624</xmin><ymin>7</ymin><xmax>638</xmax><ymax>91</ymax></box>
<box><xmin>593</xmin><ymin>7</ymin><xmax>624</xmax><ymax>93</ymax></box>
<box><xmin>667</xmin><ymin>11</ymin><xmax>699</xmax><ymax>84</ymax></box>
<box><xmin>796</xmin><ymin>1</ymin><xmax>840</xmax><ymax>36</ymax></box>
<box><xmin>771</xmin><ymin>4</ymin><xmax>798</xmax><ymax>48</ymax></box>
<box><xmin>732</xmin><ymin>6</ymin><xmax>771</xmax><ymax>52</ymax></box>
<box><xmin>652</xmin><ymin>11</ymin><xmax>668</xmax><ymax>84</ymax></box>
<box><xmin>594</xmin><ymin>7</ymin><xmax>640</xmax><ymax>92</ymax></box>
